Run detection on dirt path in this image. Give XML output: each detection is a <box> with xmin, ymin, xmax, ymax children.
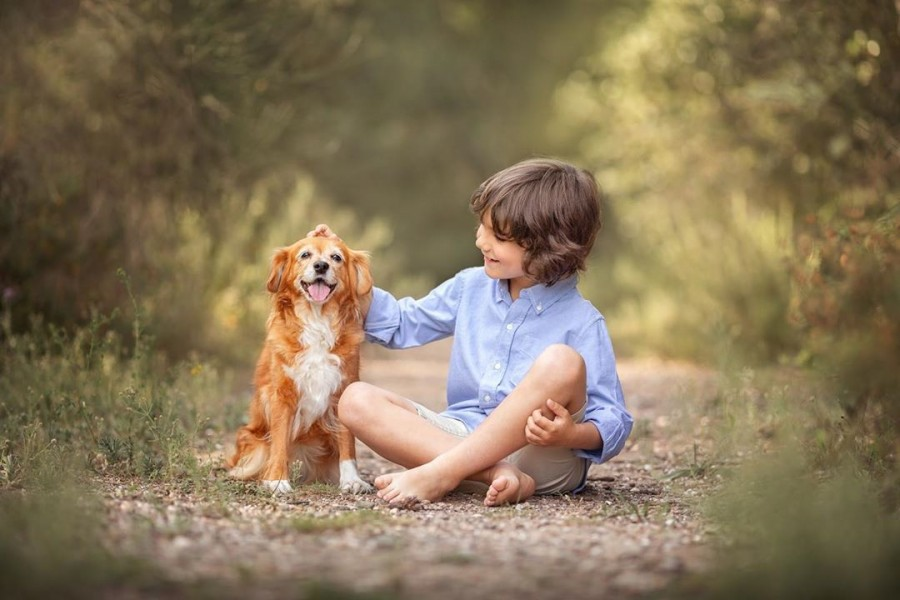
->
<box><xmin>101</xmin><ymin>341</ymin><xmax>720</xmax><ymax>599</ymax></box>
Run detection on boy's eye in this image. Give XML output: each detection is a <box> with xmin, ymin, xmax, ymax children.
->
<box><xmin>331</xmin><ymin>253</ymin><xmax>343</xmax><ymax>263</ymax></box>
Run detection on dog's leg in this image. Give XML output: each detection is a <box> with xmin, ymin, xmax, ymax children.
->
<box><xmin>337</xmin><ymin>424</ymin><xmax>374</xmax><ymax>494</ymax></box>
<box><xmin>262</xmin><ymin>398</ymin><xmax>295</xmax><ymax>495</ymax></box>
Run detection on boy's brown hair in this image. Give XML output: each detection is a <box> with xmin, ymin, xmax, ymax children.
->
<box><xmin>470</xmin><ymin>158</ymin><xmax>603</xmax><ymax>285</ymax></box>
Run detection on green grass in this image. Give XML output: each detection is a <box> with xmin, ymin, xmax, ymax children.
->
<box><xmin>671</xmin><ymin>455</ymin><xmax>900</xmax><ymax>600</ymax></box>
<box><xmin>663</xmin><ymin>365</ymin><xmax>900</xmax><ymax>600</ymax></box>
<box><xmin>0</xmin><ymin>489</ymin><xmax>159</xmax><ymax>599</ymax></box>
<box><xmin>0</xmin><ymin>301</ymin><xmax>244</xmax><ymax>596</ymax></box>
<box><xmin>287</xmin><ymin>509</ymin><xmax>385</xmax><ymax>534</ymax></box>
<box><xmin>0</xmin><ymin>304</ymin><xmax>236</xmax><ymax>489</ymax></box>
<box><xmin>659</xmin><ymin>443</ymin><xmax>719</xmax><ymax>482</ymax></box>
<box><xmin>0</xmin><ymin>484</ymin><xmax>395</xmax><ymax>599</ymax></box>
<box><xmin>0</xmin><ymin>301</ymin><xmax>394</xmax><ymax>597</ymax></box>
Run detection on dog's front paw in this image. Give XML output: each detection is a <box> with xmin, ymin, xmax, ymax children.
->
<box><xmin>339</xmin><ymin>459</ymin><xmax>374</xmax><ymax>494</ymax></box>
<box><xmin>263</xmin><ymin>479</ymin><xmax>294</xmax><ymax>495</ymax></box>
<box><xmin>340</xmin><ymin>477</ymin><xmax>375</xmax><ymax>495</ymax></box>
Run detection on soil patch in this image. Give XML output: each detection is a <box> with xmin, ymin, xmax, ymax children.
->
<box><xmin>100</xmin><ymin>340</ymin><xmax>720</xmax><ymax>599</ymax></box>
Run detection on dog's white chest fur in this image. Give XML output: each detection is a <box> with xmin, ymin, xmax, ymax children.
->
<box><xmin>283</xmin><ymin>310</ymin><xmax>343</xmax><ymax>438</ymax></box>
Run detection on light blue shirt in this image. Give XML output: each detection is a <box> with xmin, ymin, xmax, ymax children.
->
<box><xmin>364</xmin><ymin>267</ymin><xmax>633</xmax><ymax>464</ymax></box>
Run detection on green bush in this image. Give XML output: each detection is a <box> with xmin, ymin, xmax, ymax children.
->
<box><xmin>664</xmin><ymin>365</ymin><xmax>900</xmax><ymax>600</ymax></box>
<box><xmin>0</xmin><ymin>490</ymin><xmax>157</xmax><ymax>599</ymax></box>
<box><xmin>554</xmin><ymin>0</ymin><xmax>898</xmax><ymax>445</ymax></box>
<box><xmin>690</xmin><ymin>454</ymin><xmax>900</xmax><ymax>600</ymax></box>
<box><xmin>0</xmin><ymin>296</ymin><xmax>233</xmax><ymax>488</ymax></box>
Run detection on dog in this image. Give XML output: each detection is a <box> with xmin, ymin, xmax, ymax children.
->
<box><xmin>226</xmin><ymin>234</ymin><xmax>374</xmax><ymax>495</ymax></box>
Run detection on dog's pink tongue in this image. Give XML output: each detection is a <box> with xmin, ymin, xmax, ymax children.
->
<box><xmin>308</xmin><ymin>282</ymin><xmax>331</xmax><ymax>302</ymax></box>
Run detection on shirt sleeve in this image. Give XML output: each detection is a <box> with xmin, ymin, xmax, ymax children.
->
<box><xmin>364</xmin><ymin>273</ymin><xmax>464</xmax><ymax>349</ymax></box>
<box><xmin>572</xmin><ymin>318</ymin><xmax>633</xmax><ymax>464</ymax></box>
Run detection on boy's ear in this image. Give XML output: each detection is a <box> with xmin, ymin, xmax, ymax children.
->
<box><xmin>266</xmin><ymin>248</ymin><xmax>291</xmax><ymax>293</ymax></box>
<box><xmin>350</xmin><ymin>250</ymin><xmax>373</xmax><ymax>297</ymax></box>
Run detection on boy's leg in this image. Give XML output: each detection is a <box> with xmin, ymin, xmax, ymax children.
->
<box><xmin>339</xmin><ymin>382</ymin><xmax>462</xmax><ymax>467</ymax></box>
<box><xmin>338</xmin><ymin>382</ymin><xmax>534</xmax><ymax>497</ymax></box>
<box><xmin>505</xmin><ymin>400</ymin><xmax>590</xmax><ymax>496</ymax></box>
<box><xmin>374</xmin><ymin>344</ymin><xmax>587</xmax><ymax>505</ymax></box>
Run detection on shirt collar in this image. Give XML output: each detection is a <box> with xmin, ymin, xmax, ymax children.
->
<box><xmin>492</xmin><ymin>275</ymin><xmax>578</xmax><ymax>313</ymax></box>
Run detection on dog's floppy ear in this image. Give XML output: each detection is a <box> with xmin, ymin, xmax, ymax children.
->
<box><xmin>266</xmin><ymin>248</ymin><xmax>291</xmax><ymax>293</ymax></box>
<box><xmin>349</xmin><ymin>250</ymin><xmax>373</xmax><ymax>297</ymax></box>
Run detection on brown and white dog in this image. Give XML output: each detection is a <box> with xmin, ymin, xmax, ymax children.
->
<box><xmin>226</xmin><ymin>234</ymin><xmax>373</xmax><ymax>494</ymax></box>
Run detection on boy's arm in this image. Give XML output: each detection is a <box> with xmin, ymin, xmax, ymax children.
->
<box><xmin>308</xmin><ymin>223</ymin><xmax>464</xmax><ymax>348</ymax></box>
<box><xmin>574</xmin><ymin>319</ymin><xmax>633</xmax><ymax>463</ymax></box>
<box><xmin>364</xmin><ymin>273</ymin><xmax>465</xmax><ymax>349</ymax></box>
<box><xmin>522</xmin><ymin>319</ymin><xmax>630</xmax><ymax>459</ymax></box>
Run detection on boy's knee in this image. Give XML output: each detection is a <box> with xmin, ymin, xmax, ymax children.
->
<box><xmin>533</xmin><ymin>344</ymin><xmax>585</xmax><ymax>386</ymax></box>
<box><xmin>338</xmin><ymin>381</ymin><xmax>374</xmax><ymax>426</ymax></box>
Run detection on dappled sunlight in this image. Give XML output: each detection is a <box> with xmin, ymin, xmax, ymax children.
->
<box><xmin>1</xmin><ymin>1</ymin><xmax>897</xmax><ymax>598</ymax></box>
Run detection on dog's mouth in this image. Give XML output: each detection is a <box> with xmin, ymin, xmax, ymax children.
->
<box><xmin>300</xmin><ymin>278</ymin><xmax>336</xmax><ymax>303</ymax></box>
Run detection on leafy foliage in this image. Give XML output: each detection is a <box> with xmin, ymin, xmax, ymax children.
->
<box><xmin>555</xmin><ymin>0</ymin><xmax>899</xmax><ymax>427</ymax></box>
<box><xmin>0</xmin><ymin>0</ymin><xmax>613</xmax><ymax>363</ymax></box>
<box><xmin>692</xmin><ymin>455</ymin><xmax>900</xmax><ymax>600</ymax></box>
<box><xmin>0</xmin><ymin>490</ymin><xmax>157</xmax><ymax>599</ymax></box>
<box><xmin>0</xmin><ymin>299</ymin><xmax>233</xmax><ymax>488</ymax></box>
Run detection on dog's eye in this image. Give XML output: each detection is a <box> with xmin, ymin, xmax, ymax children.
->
<box><xmin>331</xmin><ymin>253</ymin><xmax>343</xmax><ymax>263</ymax></box>
<box><xmin>299</xmin><ymin>251</ymin><xmax>311</xmax><ymax>259</ymax></box>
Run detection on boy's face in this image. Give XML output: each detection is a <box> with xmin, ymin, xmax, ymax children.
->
<box><xmin>475</xmin><ymin>215</ymin><xmax>533</xmax><ymax>293</ymax></box>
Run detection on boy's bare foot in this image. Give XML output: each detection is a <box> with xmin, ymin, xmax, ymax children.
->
<box><xmin>375</xmin><ymin>460</ymin><xmax>535</xmax><ymax>507</ymax></box>
<box><xmin>374</xmin><ymin>463</ymin><xmax>457</xmax><ymax>505</ymax></box>
<box><xmin>484</xmin><ymin>462</ymin><xmax>535</xmax><ymax>507</ymax></box>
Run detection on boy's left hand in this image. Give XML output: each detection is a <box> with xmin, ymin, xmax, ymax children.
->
<box><xmin>525</xmin><ymin>399</ymin><xmax>575</xmax><ymax>447</ymax></box>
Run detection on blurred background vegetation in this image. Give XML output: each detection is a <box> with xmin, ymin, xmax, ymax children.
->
<box><xmin>1</xmin><ymin>0</ymin><xmax>898</xmax><ymax>597</ymax></box>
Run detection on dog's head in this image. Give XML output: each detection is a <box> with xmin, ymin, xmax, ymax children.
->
<box><xmin>266</xmin><ymin>236</ymin><xmax>372</xmax><ymax>308</ymax></box>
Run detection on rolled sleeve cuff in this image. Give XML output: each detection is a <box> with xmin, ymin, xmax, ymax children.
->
<box><xmin>364</xmin><ymin>287</ymin><xmax>400</xmax><ymax>345</ymax></box>
<box><xmin>575</xmin><ymin>416</ymin><xmax>631</xmax><ymax>464</ymax></box>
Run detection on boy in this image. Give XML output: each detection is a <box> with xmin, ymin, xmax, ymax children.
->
<box><xmin>313</xmin><ymin>158</ymin><xmax>632</xmax><ymax>506</ymax></box>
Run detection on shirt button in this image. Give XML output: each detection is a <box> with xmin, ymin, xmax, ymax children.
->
<box><xmin>483</xmin><ymin>394</ymin><xmax>491</xmax><ymax>401</ymax></box>
<box><xmin>506</xmin><ymin>323</ymin><xmax>513</xmax><ymax>331</ymax></box>
<box><xmin>536</xmin><ymin>304</ymin><xmax>543</xmax><ymax>312</ymax></box>
<box><xmin>494</xmin><ymin>362</ymin><xmax>501</xmax><ymax>370</ymax></box>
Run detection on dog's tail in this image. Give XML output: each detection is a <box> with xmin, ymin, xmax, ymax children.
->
<box><xmin>227</xmin><ymin>431</ymin><xmax>269</xmax><ymax>480</ymax></box>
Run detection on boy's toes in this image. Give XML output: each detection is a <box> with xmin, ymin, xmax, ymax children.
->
<box><xmin>391</xmin><ymin>495</ymin><xmax>427</xmax><ymax>511</ymax></box>
<box><xmin>380</xmin><ymin>487</ymin><xmax>402</xmax><ymax>503</ymax></box>
<box><xmin>374</xmin><ymin>473</ymin><xmax>393</xmax><ymax>490</ymax></box>
<box><xmin>484</xmin><ymin>476</ymin><xmax>511</xmax><ymax>507</ymax></box>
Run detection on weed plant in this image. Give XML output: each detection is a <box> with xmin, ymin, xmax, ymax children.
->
<box><xmin>672</xmin><ymin>367</ymin><xmax>900</xmax><ymax>600</ymax></box>
<box><xmin>0</xmin><ymin>293</ymin><xmax>234</xmax><ymax>489</ymax></box>
<box><xmin>0</xmin><ymin>489</ymin><xmax>158</xmax><ymax>599</ymax></box>
<box><xmin>0</xmin><ymin>289</ymin><xmax>241</xmax><ymax>595</ymax></box>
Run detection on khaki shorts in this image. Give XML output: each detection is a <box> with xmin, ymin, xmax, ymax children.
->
<box><xmin>412</xmin><ymin>402</ymin><xmax>589</xmax><ymax>495</ymax></box>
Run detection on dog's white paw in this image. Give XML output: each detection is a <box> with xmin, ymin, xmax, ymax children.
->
<box><xmin>339</xmin><ymin>459</ymin><xmax>374</xmax><ymax>494</ymax></box>
<box><xmin>340</xmin><ymin>477</ymin><xmax>375</xmax><ymax>495</ymax></box>
<box><xmin>263</xmin><ymin>479</ymin><xmax>293</xmax><ymax>495</ymax></box>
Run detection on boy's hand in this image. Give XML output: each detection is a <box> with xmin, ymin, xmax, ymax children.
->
<box><xmin>307</xmin><ymin>224</ymin><xmax>341</xmax><ymax>240</ymax></box>
<box><xmin>525</xmin><ymin>399</ymin><xmax>576</xmax><ymax>447</ymax></box>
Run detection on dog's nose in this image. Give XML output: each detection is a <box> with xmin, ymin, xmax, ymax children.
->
<box><xmin>313</xmin><ymin>260</ymin><xmax>329</xmax><ymax>274</ymax></box>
